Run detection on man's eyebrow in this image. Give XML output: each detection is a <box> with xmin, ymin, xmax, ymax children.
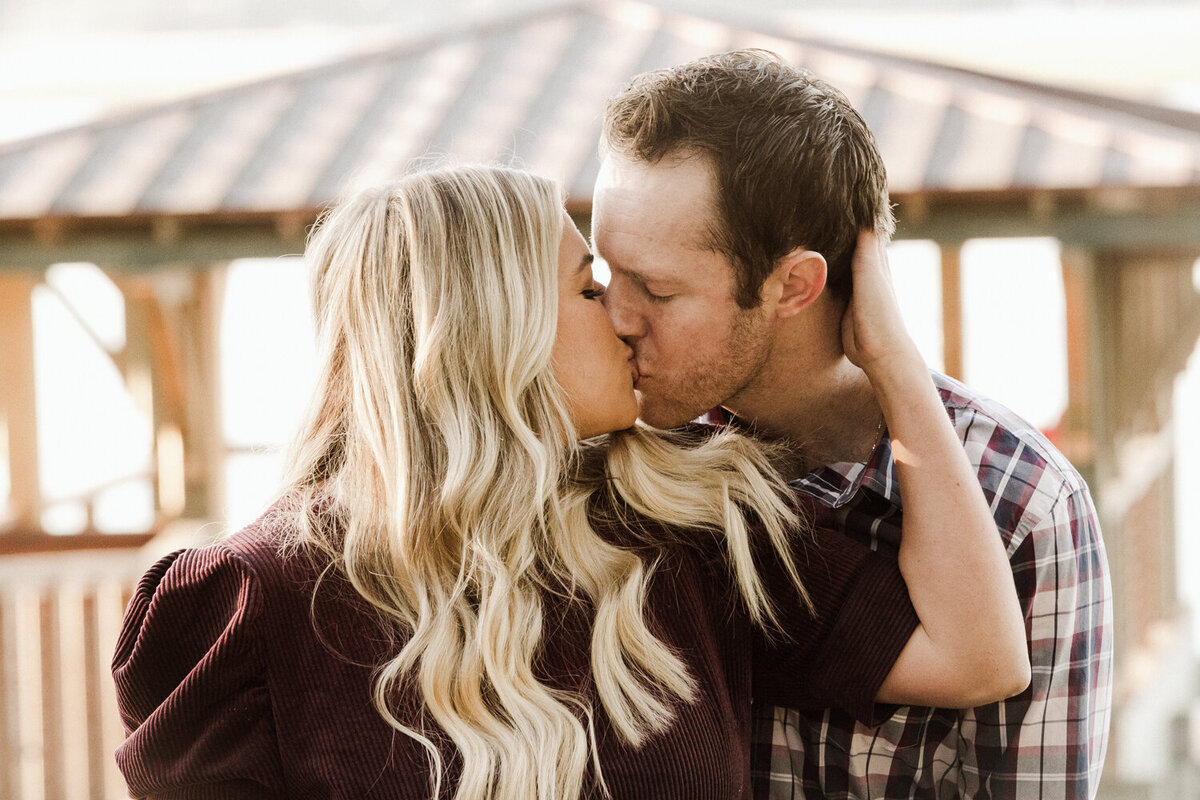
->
<box><xmin>604</xmin><ymin>260</ymin><xmax>650</xmax><ymax>285</ymax></box>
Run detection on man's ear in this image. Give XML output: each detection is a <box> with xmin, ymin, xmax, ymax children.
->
<box><xmin>773</xmin><ymin>248</ymin><xmax>827</xmax><ymax>318</ymax></box>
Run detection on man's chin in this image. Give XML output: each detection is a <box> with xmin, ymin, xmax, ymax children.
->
<box><xmin>635</xmin><ymin>394</ymin><xmax>706</xmax><ymax>430</ymax></box>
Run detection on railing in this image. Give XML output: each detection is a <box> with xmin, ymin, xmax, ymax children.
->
<box><xmin>0</xmin><ymin>539</ymin><xmax>181</xmax><ymax>800</ymax></box>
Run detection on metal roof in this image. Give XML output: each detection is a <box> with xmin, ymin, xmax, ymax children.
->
<box><xmin>2</xmin><ymin>0</ymin><xmax>1199</xmax><ymax>222</ymax></box>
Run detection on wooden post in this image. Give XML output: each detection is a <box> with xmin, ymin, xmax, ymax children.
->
<box><xmin>0</xmin><ymin>272</ymin><xmax>42</xmax><ymax>531</ymax></box>
<box><xmin>95</xmin><ymin>578</ymin><xmax>133</xmax><ymax>799</ymax></box>
<box><xmin>186</xmin><ymin>267</ymin><xmax>227</xmax><ymax>521</ymax></box>
<box><xmin>115</xmin><ymin>266</ymin><xmax>228</xmax><ymax>524</ymax></box>
<box><xmin>939</xmin><ymin>243</ymin><xmax>965</xmax><ymax>381</ymax></box>
<box><xmin>145</xmin><ymin>272</ymin><xmax>190</xmax><ymax>520</ymax></box>
<box><xmin>1059</xmin><ymin>247</ymin><xmax>1096</xmax><ymax>474</ymax></box>
<box><xmin>117</xmin><ymin>277</ymin><xmax>159</xmax><ymax>525</ymax></box>
<box><xmin>13</xmin><ymin>588</ymin><xmax>45</xmax><ymax>800</ymax></box>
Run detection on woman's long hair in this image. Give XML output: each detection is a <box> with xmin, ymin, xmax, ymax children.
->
<box><xmin>280</xmin><ymin>165</ymin><xmax>810</xmax><ymax>800</ymax></box>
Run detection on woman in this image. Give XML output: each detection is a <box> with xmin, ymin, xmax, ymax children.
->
<box><xmin>112</xmin><ymin>165</ymin><xmax>1027</xmax><ymax>799</ymax></box>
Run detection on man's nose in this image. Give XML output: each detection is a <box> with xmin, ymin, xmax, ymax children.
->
<box><xmin>601</xmin><ymin>282</ymin><xmax>645</xmax><ymax>341</ymax></box>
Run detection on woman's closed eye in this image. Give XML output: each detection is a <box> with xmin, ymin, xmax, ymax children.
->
<box><xmin>582</xmin><ymin>283</ymin><xmax>606</xmax><ymax>300</ymax></box>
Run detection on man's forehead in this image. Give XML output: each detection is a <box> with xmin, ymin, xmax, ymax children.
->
<box><xmin>598</xmin><ymin>150</ymin><xmax>715</xmax><ymax>197</ymax></box>
<box><xmin>595</xmin><ymin>160</ymin><xmax>717</xmax><ymax>250</ymax></box>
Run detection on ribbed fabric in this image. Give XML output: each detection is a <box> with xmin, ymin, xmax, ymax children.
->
<box><xmin>112</xmin><ymin>503</ymin><xmax>917</xmax><ymax>799</ymax></box>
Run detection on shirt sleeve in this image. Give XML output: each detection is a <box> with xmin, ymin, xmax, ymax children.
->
<box><xmin>111</xmin><ymin>545</ymin><xmax>286</xmax><ymax>799</ymax></box>
<box><xmin>937</xmin><ymin>402</ymin><xmax>1111</xmax><ymax>799</ymax></box>
<box><xmin>959</xmin><ymin>483</ymin><xmax>1113</xmax><ymax>799</ymax></box>
<box><xmin>751</xmin><ymin>521</ymin><xmax>919</xmax><ymax>727</ymax></box>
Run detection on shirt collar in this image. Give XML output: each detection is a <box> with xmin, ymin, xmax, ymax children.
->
<box><xmin>700</xmin><ymin>407</ymin><xmax>899</xmax><ymax>508</ymax></box>
<box><xmin>790</xmin><ymin>428</ymin><xmax>897</xmax><ymax>507</ymax></box>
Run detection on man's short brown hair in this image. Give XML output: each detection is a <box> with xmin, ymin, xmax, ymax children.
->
<box><xmin>601</xmin><ymin>49</ymin><xmax>895</xmax><ymax>308</ymax></box>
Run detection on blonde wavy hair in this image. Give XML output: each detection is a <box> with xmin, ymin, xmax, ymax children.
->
<box><xmin>280</xmin><ymin>165</ymin><xmax>810</xmax><ymax>800</ymax></box>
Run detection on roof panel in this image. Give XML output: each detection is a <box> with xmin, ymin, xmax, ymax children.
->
<box><xmin>337</xmin><ymin>43</ymin><xmax>484</xmax><ymax>194</ymax></box>
<box><xmin>55</xmin><ymin>110</ymin><xmax>195</xmax><ymax>215</ymax></box>
<box><xmin>927</xmin><ymin>89</ymin><xmax>1031</xmax><ymax>189</ymax></box>
<box><xmin>1122</xmin><ymin>132</ymin><xmax>1198</xmax><ymax>185</ymax></box>
<box><xmin>522</xmin><ymin>10</ymin><xmax>661</xmax><ymax>185</ymax></box>
<box><xmin>1100</xmin><ymin>146</ymin><xmax>1133</xmax><ymax>184</ymax></box>
<box><xmin>509</xmin><ymin>15</ymin><xmax>601</xmax><ymax>174</ymax></box>
<box><xmin>222</xmin><ymin>65</ymin><xmax>394</xmax><ymax>209</ymax></box>
<box><xmin>305</xmin><ymin>55</ymin><xmax>425</xmax><ymax>204</ymax></box>
<box><xmin>426</xmin><ymin>19</ymin><xmax>577</xmax><ymax>164</ymax></box>
<box><xmin>49</xmin><ymin>127</ymin><xmax>135</xmax><ymax>214</ymax></box>
<box><xmin>874</xmin><ymin>75</ymin><xmax>952</xmax><ymax>192</ymax></box>
<box><xmin>0</xmin><ymin>133</ymin><xmax>94</xmax><ymax>217</ymax></box>
<box><xmin>1033</xmin><ymin>121</ymin><xmax>1108</xmax><ymax>189</ymax></box>
<box><xmin>136</xmin><ymin>98</ymin><xmax>240</xmax><ymax>211</ymax></box>
<box><xmin>802</xmin><ymin>50</ymin><xmax>879</xmax><ymax>111</ymax></box>
<box><xmin>923</xmin><ymin>104</ymin><xmax>969</xmax><ymax>189</ymax></box>
<box><xmin>1012</xmin><ymin>124</ymin><xmax>1051</xmax><ymax>187</ymax></box>
<box><xmin>150</xmin><ymin>84</ymin><xmax>298</xmax><ymax>212</ymax></box>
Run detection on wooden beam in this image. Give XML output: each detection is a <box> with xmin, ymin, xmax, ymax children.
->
<box><xmin>892</xmin><ymin>189</ymin><xmax>1200</xmax><ymax>250</ymax></box>
<box><xmin>939</xmin><ymin>242</ymin><xmax>964</xmax><ymax>381</ymax></box>
<box><xmin>0</xmin><ymin>531</ymin><xmax>153</xmax><ymax>556</ymax></box>
<box><xmin>0</xmin><ymin>217</ymin><xmax>311</xmax><ymax>271</ymax></box>
<box><xmin>0</xmin><ymin>272</ymin><xmax>42</xmax><ymax>530</ymax></box>
<box><xmin>1</xmin><ymin>187</ymin><xmax>1198</xmax><ymax>272</ymax></box>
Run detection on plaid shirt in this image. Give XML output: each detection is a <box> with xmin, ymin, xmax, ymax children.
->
<box><xmin>749</xmin><ymin>372</ymin><xmax>1113</xmax><ymax>799</ymax></box>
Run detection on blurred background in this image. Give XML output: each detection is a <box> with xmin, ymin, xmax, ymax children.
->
<box><xmin>0</xmin><ymin>0</ymin><xmax>1198</xmax><ymax>797</ymax></box>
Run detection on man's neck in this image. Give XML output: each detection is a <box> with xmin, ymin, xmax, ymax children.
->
<box><xmin>723</xmin><ymin>342</ymin><xmax>883</xmax><ymax>471</ymax></box>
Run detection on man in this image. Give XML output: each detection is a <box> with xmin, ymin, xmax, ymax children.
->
<box><xmin>591</xmin><ymin>49</ymin><xmax>1112</xmax><ymax>799</ymax></box>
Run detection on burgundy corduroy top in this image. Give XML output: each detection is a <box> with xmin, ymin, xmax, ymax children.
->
<box><xmin>112</xmin><ymin>502</ymin><xmax>917</xmax><ymax>799</ymax></box>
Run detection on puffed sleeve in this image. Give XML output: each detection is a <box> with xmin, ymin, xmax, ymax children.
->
<box><xmin>111</xmin><ymin>545</ymin><xmax>286</xmax><ymax>799</ymax></box>
<box><xmin>752</xmin><ymin>523</ymin><xmax>919</xmax><ymax>727</ymax></box>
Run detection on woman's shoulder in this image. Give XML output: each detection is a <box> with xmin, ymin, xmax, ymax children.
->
<box><xmin>113</xmin><ymin>526</ymin><xmax>274</xmax><ymax>699</ymax></box>
<box><xmin>114</xmin><ymin>504</ymin><xmax>327</xmax><ymax>684</ymax></box>
<box><xmin>221</xmin><ymin>502</ymin><xmax>310</xmax><ymax>571</ymax></box>
<box><xmin>110</xmin><ymin>532</ymin><xmax>275</xmax><ymax>777</ymax></box>
<box><xmin>112</xmin><ymin>513</ymin><xmax>296</xmax><ymax>795</ymax></box>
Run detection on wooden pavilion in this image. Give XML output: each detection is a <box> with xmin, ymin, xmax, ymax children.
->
<box><xmin>1</xmin><ymin>1</ymin><xmax>1198</xmax><ymax>795</ymax></box>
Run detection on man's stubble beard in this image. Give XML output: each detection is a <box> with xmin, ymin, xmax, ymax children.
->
<box><xmin>635</xmin><ymin>304</ymin><xmax>774</xmax><ymax>429</ymax></box>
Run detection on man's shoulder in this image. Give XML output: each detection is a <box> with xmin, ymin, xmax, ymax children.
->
<box><xmin>931</xmin><ymin>372</ymin><xmax>1092</xmax><ymax>533</ymax></box>
<box><xmin>934</xmin><ymin>372</ymin><xmax>1083</xmax><ymax>482</ymax></box>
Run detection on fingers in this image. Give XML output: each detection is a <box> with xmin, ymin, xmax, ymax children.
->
<box><xmin>853</xmin><ymin>230</ymin><xmax>891</xmax><ymax>283</ymax></box>
<box><xmin>845</xmin><ymin>229</ymin><xmax>919</xmax><ymax>374</ymax></box>
<box><xmin>849</xmin><ymin>230</ymin><xmax>894</xmax><ymax>312</ymax></box>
